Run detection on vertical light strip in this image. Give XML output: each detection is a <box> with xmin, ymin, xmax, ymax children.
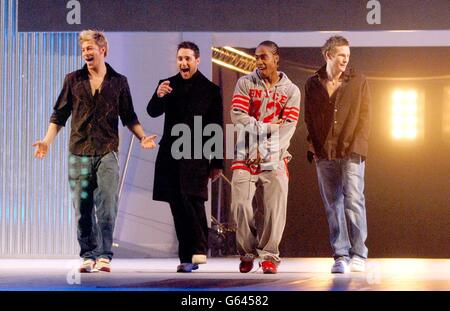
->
<box><xmin>391</xmin><ymin>89</ymin><xmax>424</xmax><ymax>141</ymax></box>
<box><xmin>0</xmin><ymin>0</ymin><xmax>82</xmax><ymax>257</ymax></box>
<box><xmin>443</xmin><ymin>87</ymin><xmax>450</xmax><ymax>142</ymax></box>
<box><xmin>0</xmin><ymin>0</ymin><xmax>6</xmax><ymax>255</ymax></box>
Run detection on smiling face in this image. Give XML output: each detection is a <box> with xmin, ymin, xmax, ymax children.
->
<box><xmin>326</xmin><ymin>45</ymin><xmax>350</xmax><ymax>75</ymax></box>
<box><xmin>177</xmin><ymin>48</ymin><xmax>200</xmax><ymax>80</ymax></box>
<box><xmin>255</xmin><ymin>45</ymin><xmax>279</xmax><ymax>79</ymax></box>
<box><xmin>81</xmin><ymin>40</ymin><xmax>106</xmax><ymax>70</ymax></box>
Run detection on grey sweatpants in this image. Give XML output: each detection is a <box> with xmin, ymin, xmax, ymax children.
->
<box><xmin>231</xmin><ymin>161</ymin><xmax>289</xmax><ymax>263</ymax></box>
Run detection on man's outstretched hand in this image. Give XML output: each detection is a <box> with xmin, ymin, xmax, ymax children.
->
<box><xmin>141</xmin><ymin>135</ymin><xmax>157</xmax><ymax>149</ymax></box>
<box><xmin>32</xmin><ymin>140</ymin><xmax>49</xmax><ymax>158</ymax></box>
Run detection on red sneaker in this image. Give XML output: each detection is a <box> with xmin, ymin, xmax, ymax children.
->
<box><xmin>239</xmin><ymin>255</ymin><xmax>255</xmax><ymax>273</ymax></box>
<box><xmin>260</xmin><ymin>260</ymin><xmax>277</xmax><ymax>274</ymax></box>
<box><xmin>95</xmin><ymin>258</ymin><xmax>111</xmax><ymax>272</ymax></box>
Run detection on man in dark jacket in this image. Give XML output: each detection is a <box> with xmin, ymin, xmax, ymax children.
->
<box><xmin>147</xmin><ymin>41</ymin><xmax>224</xmax><ymax>273</ymax></box>
<box><xmin>304</xmin><ymin>36</ymin><xmax>371</xmax><ymax>274</ymax></box>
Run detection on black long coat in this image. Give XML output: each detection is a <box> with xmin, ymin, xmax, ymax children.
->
<box><xmin>147</xmin><ymin>71</ymin><xmax>224</xmax><ymax>202</ymax></box>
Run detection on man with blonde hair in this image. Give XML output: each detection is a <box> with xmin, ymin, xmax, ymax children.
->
<box><xmin>33</xmin><ymin>30</ymin><xmax>156</xmax><ymax>273</ymax></box>
<box><xmin>79</xmin><ymin>29</ymin><xmax>109</xmax><ymax>56</ymax></box>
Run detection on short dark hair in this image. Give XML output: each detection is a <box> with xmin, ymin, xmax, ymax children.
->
<box><xmin>257</xmin><ymin>40</ymin><xmax>279</xmax><ymax>56</ymax></box>
<box><xmin>321</xmin><ymin>36</ymin><xmax>349</xmax><ymax>59</ymax></box>
<box><xmin>177</xmin><ymin>41</ymin><xmax>200</xmax><ymax>58</ymax></box>
<box><xmin>256</xmin><ymin>40</ymin><xmax>280</xmax><ymax>67</ymax></box>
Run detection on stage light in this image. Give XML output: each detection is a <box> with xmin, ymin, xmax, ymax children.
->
<box><xmin>211</xmin><ymin>58</ymin><xmax>251</xmax><ymax>75</ymax></box>
<box><xmin>443</xmin><ymin>87</ymin><xmax>450</xmax><ymax>141</ymax></box>
<box><xmin>212</xmin><ymin>47</ymin><xmax>256</xmax><ymax>74</ymax></box>
<box><xmin>391</xmin><ymin>89</ymin><xmax>424</xmax><ymax>141</ymax></box>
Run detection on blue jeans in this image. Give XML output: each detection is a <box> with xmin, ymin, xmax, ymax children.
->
<box><xmin>316</xmin><ymin>153</ymin><xmax>368</xmax><ymax>260</ymax></box>
<box><xmin>68</xmin><ymin>152</ymin><xmax>119</xmax><ymax>260</ymax></box>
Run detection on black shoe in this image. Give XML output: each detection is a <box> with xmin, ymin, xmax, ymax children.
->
<box><xmin>176</xmin><ymin>263</ymin><xmax>199</xmax><ymax>273</ymax></box>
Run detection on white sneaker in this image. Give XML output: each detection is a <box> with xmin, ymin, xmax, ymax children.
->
<box><xmin>192</xmin><ymin>254</ymin><xmax>207</xmax><ymax>264</ymax></box>
<box><xmin>350</xmin><ymin>257</ymin><xmax>366</xmax><ymax>272</ymax></box>
<box><xmin>331</xmin><ymin>258</ymin><xmax>348</xmax><ymax>274</ymax></box>
<box><xmin>79</xmin><ymin>259</ymin><xmax>98</xmax><ymax>273</ymax></box>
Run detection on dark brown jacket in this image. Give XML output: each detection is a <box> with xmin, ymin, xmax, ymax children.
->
<box><xmin>304</xmin><ymin>66</ymin><xmax>371</xmax><ymax>160</ymax></box>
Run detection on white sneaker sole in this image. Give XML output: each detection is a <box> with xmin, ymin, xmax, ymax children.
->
<box><xmin>331</xmin><ymin>262</ymin><xmax>349</xmax><ymax>274</ymax></box>
<box><xmin>331</xmin><ymin>268</ymin><xmax>348</xmax><ymax>273</ymax></box>
<box><xmin>350</xmin><ymin>265</ymin><xmax>366</xmax><ymax>272</ymax></box>
<box><xmin>350</xmin><ymin>258</ymin><xmax>366</xmax><ymax>272</ymax></box>
<box><xmin>192</xmin><ymin>254</ymin><xmax>207</xmax><ymax>264</ymax></box>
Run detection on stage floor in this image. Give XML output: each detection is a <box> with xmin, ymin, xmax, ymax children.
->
<box><xmin>0</xmin><ymin>257</ymin><xmax>448</xmax><ymax>291</ymax></box>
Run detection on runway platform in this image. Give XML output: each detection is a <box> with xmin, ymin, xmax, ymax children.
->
<box><xmin>0</xmin><ymin>257</ymin><xmax>448</xmax><ymax>291</ymax></box>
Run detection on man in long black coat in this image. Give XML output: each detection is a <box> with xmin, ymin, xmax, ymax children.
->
<box><xmin>147</xmin><ymin>41</ymin><xmax>224</xmax><ymax>273</ymax></box>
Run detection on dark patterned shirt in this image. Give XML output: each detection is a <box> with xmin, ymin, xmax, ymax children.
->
<box><xmin>50</xmin><ymin>63</ymin><xmax>139</xmax><ymax>155</ymax></box>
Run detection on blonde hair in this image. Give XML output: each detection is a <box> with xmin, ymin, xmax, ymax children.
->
<box><xmin>78</xmin><ymin>29</ymin><xmax>108</xmax><ymax>57</ymax></box>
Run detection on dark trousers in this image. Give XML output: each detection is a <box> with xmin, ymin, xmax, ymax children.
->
<box><xmin>169</xmin><ymin>193</ymin><xmax>208</xmax><ymax>263</ymax></box>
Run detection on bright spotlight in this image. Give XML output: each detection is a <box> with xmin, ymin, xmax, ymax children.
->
<box><xmin>443</xmin><ymin>87</ymin><xmax>450</xmax><ymax>141</ymax></box>
<box><xmin>391</xmin><ymin>89</ymin><xmax>424</xmax><ymax>141</ymax></box>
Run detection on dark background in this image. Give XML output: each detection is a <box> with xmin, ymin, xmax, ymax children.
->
<box><xmin>18</xmin><ymin>0</ymin><xmax>450</xmax><ymax>32</ymax></box>
<box><xmin>213</xmin><ymin>47</ymin><xmax>450</xmax><ymax>258</ymax></box>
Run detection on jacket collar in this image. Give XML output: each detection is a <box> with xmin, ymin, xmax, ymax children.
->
<box><xmin>80</xmin><ymin>63</ymin><xmax>119</xmax><ymax>98</ymax></box>
<box><xmin>80</xmin><ymin>62</ymin><xmax>119</xmax><ymax>81</ymax></box>
<box><xmin>175</xmin><ymin>70</ymin><xmax>203</xmax><ymax>83</ymax></box>
<box><xmin>315</xmin><ymin>65</ymin><xmax>353</xmax><ymax>82</ymax></box>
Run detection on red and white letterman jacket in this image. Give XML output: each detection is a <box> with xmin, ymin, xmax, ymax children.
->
<box><xmin>230</xmin><ymin>70</ymin><xmax>301</xmax><ymax>174</ymax></box>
